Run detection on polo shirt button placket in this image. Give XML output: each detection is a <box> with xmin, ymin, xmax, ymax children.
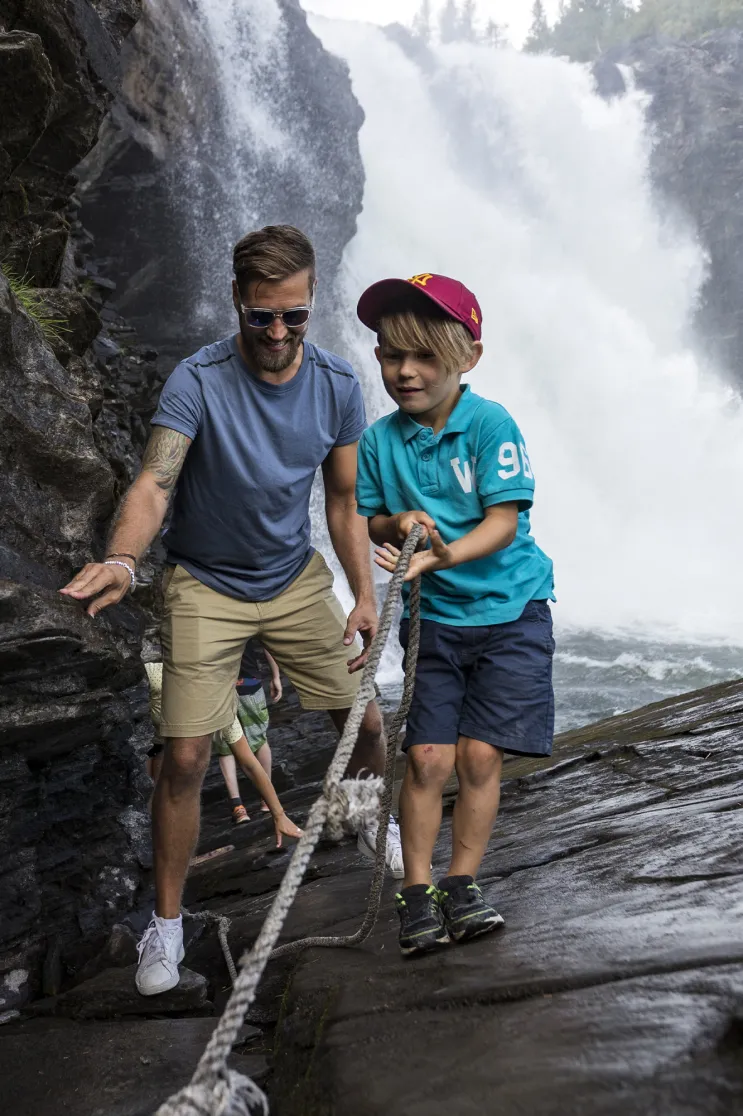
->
<box><xmin>418</xmin><ymin>430</ymin><xmax>438</xmax><ymax>489</ymax></box>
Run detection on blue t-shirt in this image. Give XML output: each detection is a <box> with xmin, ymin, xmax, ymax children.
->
<box><xmin>356</xmin><ymin>386</ymin><xmax>554</xmax><ymax>626</ymax></box>
<box><xmin>151</xmin><ymin>336</ymin><xmax>366</xmax><ymax>600</ymax></box>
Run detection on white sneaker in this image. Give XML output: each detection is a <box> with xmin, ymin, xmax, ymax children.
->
<box><xmin>357</xmin><ymin>816</ymin><xmax>405</xmax><ymax>879</ymax></box>
<box><xmin>135</xmin><ymin>915</ymin><xmax>185</xmax><ymax>996</ymax></box>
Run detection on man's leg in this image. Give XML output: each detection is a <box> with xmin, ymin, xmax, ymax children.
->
<box><xmin>448</xmin><ymin>737</ymin><xmax>503</xmax><ymax>878</ymax></box>
<box><xmin>399</xmin><ymin>744</ymin><xmax>456</xmax><ymax>887</ymax></box>
<box><xmin>152</xmin><ymin>735</ymin><xmax>211</xmax><ymax>919</ymax></box>
<box><xmin>329</xmin><ymin>700</ymin><xmax>385</xmax><ymax>778</ymax></box>
<box><xmin>328</xmin><ymin>701</ymin><xmax>404</xmax><ymax>876</ymax></box>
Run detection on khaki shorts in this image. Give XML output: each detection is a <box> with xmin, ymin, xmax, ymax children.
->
<box><xmin>159</xmin><ymin>552</ymin><xmax>361</xmax><ymax>738</ymax></box>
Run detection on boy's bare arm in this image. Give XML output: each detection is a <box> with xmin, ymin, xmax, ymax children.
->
<box><xmin>59</xmin><ymin>427</ymin><xmax>192</xmax><ymax>616</ymax></box>
<box><xmin>375</xmin><ymin>503</ymin><xmax>519</xmax><ymax>581</ymax></box>
<box><xmin>264</xmin><ymin>649</ymin><xmax>283</xmax><ymax>703</ymax></box>
<box><xmin>368</xmin><ymin>510</ymin><xmax>437</xmax><ymax>547</ymax></box>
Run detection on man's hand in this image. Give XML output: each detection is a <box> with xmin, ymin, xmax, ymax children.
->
<box><xmin>59</xmin><ymin>561</ymin><xmax>133</xmax><ymax>617</ymax></box>
<box><xmin>344</xmin><ymin>599</ymin><xmax>379</xmax><ymax>673</ymax></box>
<box><xmin>394</xmin><ymin>510</ymin><xmax>437</xmax><ymax>545</ymax></box>
<box><xmin>375</xmin><ymin>528</ymin><xmax>455</xmax><ymax>582</ymax></box>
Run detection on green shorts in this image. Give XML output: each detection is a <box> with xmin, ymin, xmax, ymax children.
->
<box><xmin>211</xmin><ymin>688</ymin><xmax>269</xmax><ymax>757</ymax></box>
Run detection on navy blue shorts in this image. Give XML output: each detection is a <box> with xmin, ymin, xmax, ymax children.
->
<box><xmin>399</xmin><ymin>599</ymin><xmax>555</xmax><ymax>756</ymax></box>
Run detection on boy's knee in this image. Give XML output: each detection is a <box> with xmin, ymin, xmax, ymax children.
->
<box><xmin>456</xmin><ymin>737</ymin><xmax>502</xmax><ymax>786</ymax></box>
<box><xmin>407</xmin><ymin>744</ymin><xmax>455</xmax><ymax>788</ymax></box>
<box><xmin>162</xmin><ymin>736</ymin><xmax>211</xmax><ymax>790</ymax></box>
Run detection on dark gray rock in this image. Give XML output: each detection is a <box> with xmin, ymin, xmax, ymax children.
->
<box><xmin>32</xmin><ymin>964</ymin><xmax>209</xmax><ymax>1020</ymax></box>
<box><xmin>598</xmin><ymin>30</ymin><xmax>743</xmax><ymax>383</ymax></box>
<box><xmin>34</xmin><ymin>287</ymin><xmax>102</xmax><ymax>363</ymax></box>
<box><xmin>1</xmin><ymin>1018</ymin><xmax>240</xmax><ymax>1115</ymax></box>
<box><xmin>5</xmin><ymin>679</ymin><xmax>743</xmax><ymax>1113</ymax></box>
<box><xmin>0</xmin><ymin>0</ymin><xmax>150</xmax><ymax>1001</ymax></box>
<box><xmin>78</xmin><ymin>0</ymin><xmax>365</xmax><ymax>360</ymax></box>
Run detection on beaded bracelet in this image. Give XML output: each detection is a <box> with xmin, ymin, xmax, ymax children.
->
<box><xmin>104</xmin><ymin>559</ymin><xmax>136</xmax><ymax>593</ymax></box>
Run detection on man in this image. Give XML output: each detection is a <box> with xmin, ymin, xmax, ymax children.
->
<box><xmin>61</xmin><ymin>225</ymin><xmax>403</xmax><ymax>996</ymax></box>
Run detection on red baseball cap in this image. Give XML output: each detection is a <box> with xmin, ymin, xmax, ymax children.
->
<box><xmin>357</xmin><ymin>272</ymin><xmax>483</xmax><ymax>341</ymax></box>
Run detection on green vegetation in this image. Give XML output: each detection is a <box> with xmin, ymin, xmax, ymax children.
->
<box><xmin>1</xmin><ymin>262</ymin><xmax>70</xmax><ymax>346</ymax></box>
<box><xmin>525</xmin><ymin>0</ymin><xmax>743</xmax><ymax>62</ymax></box>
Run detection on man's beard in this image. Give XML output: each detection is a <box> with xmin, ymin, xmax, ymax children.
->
<box><xmin>241</xmin><ymin>328</ymin><xmax>304</xmax><ymax>374</ymax></box>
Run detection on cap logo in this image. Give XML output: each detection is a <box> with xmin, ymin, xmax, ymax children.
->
<box><xmin>408</xmin><ymin>273</ymin><xmax>433</xmax><ymax>288</ymax></box>
<box><xmin>471</xmin><ymin>307</ymin><xmax>479</xmax><ymax>325</ymax></box>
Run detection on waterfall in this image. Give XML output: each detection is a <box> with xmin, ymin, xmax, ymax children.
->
<box><xmin>309</xmin><ymin>15</ymin><xmax>743</xmax><ymax>646</ymax></box>
<box><xmin>185</xmin><ymin>0</ymin><xmax>743</xmax><ymax>664</ymax></box>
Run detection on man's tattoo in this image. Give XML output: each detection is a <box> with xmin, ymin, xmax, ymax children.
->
<box><xmin>141</xmin><ymin>428</ymin><xmax>191</xmax><ymax>495</ymax></box>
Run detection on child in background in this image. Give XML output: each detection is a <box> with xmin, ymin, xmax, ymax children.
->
<box><xmin>234</xmin><ymin>638</ymin><xmax>281</xmax><ymax>813</ymax></box>
<box><xmin>355</xmin><ymin>272</ymin><xmax>555</xmax><ymax>956</ymax></box>
<box><xmin>144</xmin><ymin>657</ymin><xmax>301</xmax><ymax>846</ymax></box>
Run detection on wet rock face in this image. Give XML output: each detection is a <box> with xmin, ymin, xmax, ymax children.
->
<box><xmin>77</xmin><ymin>0</ymin><xmax>365</xmax><ymax>360</ymax></box>
<box><xmin>597</xmin><ymin>30</ymin><xmax>743</xmax><ymax>383</ymax></box>
<box><xmin>0</xmin><ymin>1</ymin><xmax>150</xmax><ymax>995</ymax></box>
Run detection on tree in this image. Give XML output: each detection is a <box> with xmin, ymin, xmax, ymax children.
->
<box><xmin>484</xmin><ymin>18</ymin><xmax>507</xmax><ymax>47</ymax></box>
<box><xmin>412</xmin><ymin>0</ymin><xmax>433</xmax><ymax>42</ymax></box>
<box><xmin>439</xmin><ymin>0</ymin><xmax>460</xmax><ymax>44</ymax></box>
<box><xmin>458</xmin><ymin>0</ymin><xmax>478</xmax><ymax>42</ymax></box>
<box><xmin>524</xmin><ymin>0</ymin><xmax>551</xmax><ymax>52</ymax></box>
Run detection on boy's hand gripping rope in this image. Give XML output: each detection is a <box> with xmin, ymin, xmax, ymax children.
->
<box><xmin>155</xmin><ymin>526</ymin><xmax>423</xmax><ymax>1116</ymax></box>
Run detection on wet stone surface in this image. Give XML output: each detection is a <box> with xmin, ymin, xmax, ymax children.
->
<box><xmin>3</xmin><ymin>678</ymin><xmax>743</xmax><ymax>1113</ymax></box>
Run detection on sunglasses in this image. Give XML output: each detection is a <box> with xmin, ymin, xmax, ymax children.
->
<box><xmin>239</xmin><ymin>304</ymin><xmax>313</xmax><ymax>330</ymax></box>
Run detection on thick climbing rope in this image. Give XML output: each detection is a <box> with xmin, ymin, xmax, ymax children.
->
<box><xmin>155</xmin><ymin>526</ymin><xmax>423</xmax><ymax>1116</ymax></box>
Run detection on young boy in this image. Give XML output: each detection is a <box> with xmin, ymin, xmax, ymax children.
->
<box><xmin>356</xmin><ymin>273</ymin><xmax>555</xmax><ymax>956</ymax></box>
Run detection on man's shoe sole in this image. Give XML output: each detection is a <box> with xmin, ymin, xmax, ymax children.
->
<box><xmin>357</xmin><ymin>830</ymin><xmax>405</xmax><ymax>880</ymax></box>
<box><xmin>136</xmin><ymin>946</ymin><xmax>185</xmax><ymax>997</ymax></box>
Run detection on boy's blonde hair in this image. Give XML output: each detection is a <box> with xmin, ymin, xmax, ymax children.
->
<box><xmin>378</xmin><ymin>310</ymin><xmax>476</xmax><ymax>377</ymax></box>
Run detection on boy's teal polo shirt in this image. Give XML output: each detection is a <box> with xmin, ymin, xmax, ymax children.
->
<box><xmin>356</xmin><ymin>386</ymin><xmax>554</xmax><ymax>626</ymax></box>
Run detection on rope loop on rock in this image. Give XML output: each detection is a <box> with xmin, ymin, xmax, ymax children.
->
<box><xmin>156</xmin><ymin>526</ymin><xmax>423</xmax><ymax>1116</ymax></box>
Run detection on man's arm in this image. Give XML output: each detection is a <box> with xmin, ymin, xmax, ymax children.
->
<box><xmin>321</xmin><ymin>442</ymin><xmax>377</xmax><ymax>672</ymax></box>
<box><xmin>59</xmin><ymin>427</ymin><xmax>192</xmax><ymax>617</ymax></box>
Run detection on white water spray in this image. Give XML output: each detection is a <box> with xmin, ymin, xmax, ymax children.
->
<box><xmin>305</xmin><ymin>16</ymin><xmax>743</xmax><ymax>645</ymax></box>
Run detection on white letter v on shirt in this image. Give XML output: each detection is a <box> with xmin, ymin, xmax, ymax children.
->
<box><xmin>450</xmin><ymin>457</ymin><xmax>473</xmax><ymax>494</ymax></box>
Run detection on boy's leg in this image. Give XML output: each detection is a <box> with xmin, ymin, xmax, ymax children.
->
<box><xmin>399</xmin><ymin>744</ymin><xmax>457</xmax><ymax>887</ymax></box>
<box><xmin>256</xmin><ymin>742</ymin><xmax>272</xmax><ymax>810</ymax></box>
<box><xmin>218</xmin><ymin>752</ymin><xmax>241</xmax><ymax>801</ymax></box>
<box><xmin>449</xmin><ymin>737</ymin><xmax>503</xmax><ymax>878</ymax></box>
<box><xmin>437</xmin><ymin>738</ymin><xmax>505</xmax><ymax>942</ymax></box>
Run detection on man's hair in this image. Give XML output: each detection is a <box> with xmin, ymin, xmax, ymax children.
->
<box><xmin>233</xmin><ymin>225</ymin><xmax>316</xmax><ymax>295</ymax></box>
<box><xmin>378</xmin><ymin>309</ymin><xmax>476</xmax><ymax>376</ymax></box>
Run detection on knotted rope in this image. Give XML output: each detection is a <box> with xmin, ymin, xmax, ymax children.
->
<box><xmin>156</xmin><ymin>526</ymin><xmax>422</xmax><ymax>1116</ymax></box>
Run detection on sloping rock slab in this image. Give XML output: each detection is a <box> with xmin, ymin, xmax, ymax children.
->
<box><xmin>31</xmin><ymin>964</ymin><xmax>209</xmax><ymax>1020</ymax></box>
<box><xmin>271</xmin><ymin>680</ymin><xmax>743</xmax><ymax>1114</ymax></box>
<box><xmin>0</xmin><ymin>1017</ymin><xmax>260</xmax><ymax>1116</ymax></box>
